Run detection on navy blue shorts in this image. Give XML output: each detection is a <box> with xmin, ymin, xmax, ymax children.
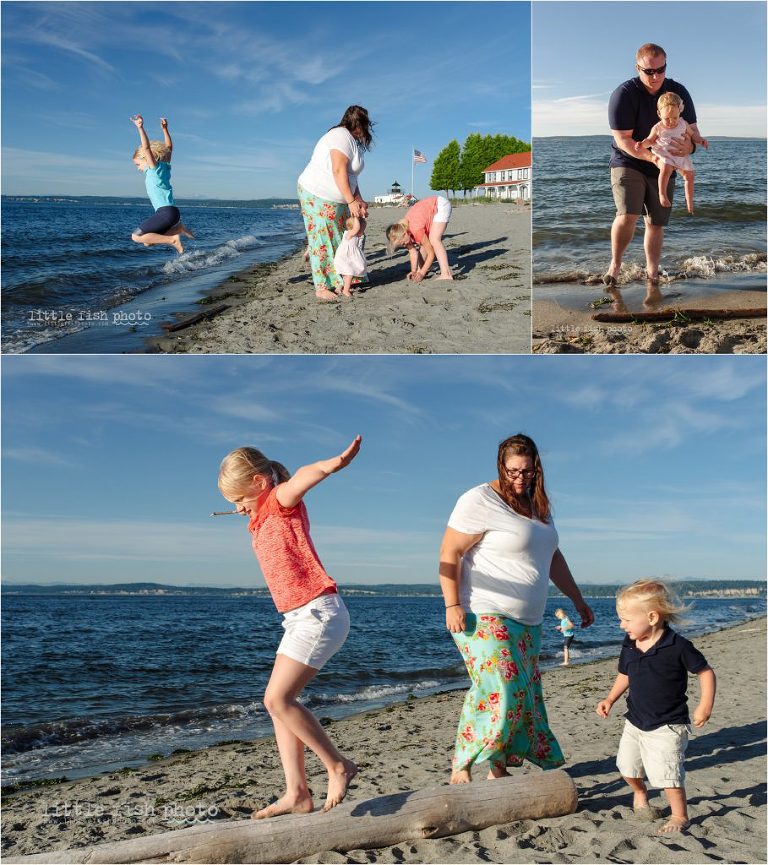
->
<box><xmin>564</xmin><ymin>635</ymin><xmax>574</xmax><ymax>648</ymax></box>
<box><xmin>135</xmin><ymin>206</ymin><xmax>181</xmax><ymax>236</ymax></box>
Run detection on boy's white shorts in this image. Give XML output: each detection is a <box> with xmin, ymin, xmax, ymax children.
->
<box><xmin>277</xmin><ymin>592</ymin><xmax>350</xmax><ymax>670</ymax></box>
<box><xmin>616</xmin><ymin>718</ymin><xmax>690</xmax><ymax>788</ymax></box>
<box><xmin>435</xmin><ymin>196</ymin><xmax>452</xmax><ymax>223</ymax></box>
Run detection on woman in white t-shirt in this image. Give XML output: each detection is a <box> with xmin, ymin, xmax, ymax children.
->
<box><xmin>297</xmin><ymin>106</ymin><xmax>373</xmax><ymax>301</ymax></box>
<box><xmin>439</xmin><ymin>434</ymin><xmax>594</xmax><ymax>784</ymax></box>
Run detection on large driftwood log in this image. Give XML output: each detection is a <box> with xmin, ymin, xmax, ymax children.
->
<box><xmin>6</xmin><ymin>770</ymin><xmax>577</xmax><ymax>864</ymax></box>
<box><xmin>592</xmin><ymin>307</ymin><xmax>767</xmax><ymax>323</ymax></box>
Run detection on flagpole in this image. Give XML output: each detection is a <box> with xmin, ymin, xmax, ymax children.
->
<box><xmin>411</xmin><ymin>145</ymin><xmax>414</xmax><ymax>197</ymax></box>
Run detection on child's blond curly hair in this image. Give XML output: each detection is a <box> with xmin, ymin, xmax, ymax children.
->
<box><xmin>657</xmin><ymin>92</ymin><xmax>684</xmax><ymax>113</ymax></box>
<box><xmin>616</xmin><ymin>579</ymin><xmax>690</xmax><ymax>625</ymax></box>
<box><xmin>132</xmin><ymin>140</ymin><xmax>171</xmax><ymax>162</ymax></box>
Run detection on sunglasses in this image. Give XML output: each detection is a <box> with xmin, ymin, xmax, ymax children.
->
<box><xmin>637</xmin><ymin>63</ymin><xmax>667</xmax><ymax>76</ymax></box>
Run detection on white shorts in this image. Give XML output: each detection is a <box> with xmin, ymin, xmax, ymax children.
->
<box><xmin>277</xmin><ymin>593</ymin><xmax>350</xmax><ymax>670</ymax></box>
<box><xmin>616</xmin><ymin>718</ymin><xmax>690</xmax><ymax>788</ymax></box>
<box><xmin>435</xmin><ymin>195</ymin><xmax>452</xmax><ymax>223</ymax></box>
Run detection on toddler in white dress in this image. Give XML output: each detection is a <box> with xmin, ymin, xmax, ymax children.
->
<box><xmin>333</xmin><ymin>216</ymin><xmax>367</xmax><ymax>297</ymax></box>
<box><xmin>634</xmin><ymin>92</ymin><xmax>708</xmax><ymax>215</ymax></box>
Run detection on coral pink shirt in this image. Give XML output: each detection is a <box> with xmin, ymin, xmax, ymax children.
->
<box><xmin>248</xmin><ymin>488</ymin><xmax>337</xmax><ymax>613</ymax></box>
<box><xmin>405</xmin><ymin>196</ymin><xmax>438</xmax><ymax>243</ymax></box>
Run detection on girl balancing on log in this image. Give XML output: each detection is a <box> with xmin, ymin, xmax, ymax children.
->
<box><xmin>217</xmin><ymin>437</ymin><xmax>362</xmax><ymax>817</ymax></box>
<box><xmin>438</xmin><ymin>434</ymin><xmax>594</xmax><ymax>783</ymax></box>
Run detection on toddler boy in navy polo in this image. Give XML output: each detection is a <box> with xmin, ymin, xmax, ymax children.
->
<box><xmin>596</xmin><ymin>580</ymin><xmax>717</xmax><ymax>835</ymax></box>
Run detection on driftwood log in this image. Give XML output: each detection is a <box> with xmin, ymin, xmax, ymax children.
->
<box><xmin>161</xmin><ymin>304</ymin><xmax>229</xmax><ymax>333</ymax></box>
<box><xmin>5</xmin><ymin>770</ymin><xmax>578</xmax><ymax>864</ymax></box>
<box><xmin>592</xmin><ymin>307</ymin><xmax>767</xmax><ymax>323</ymax></box>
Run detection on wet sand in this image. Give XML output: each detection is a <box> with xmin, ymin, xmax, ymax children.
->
<box><xmin>150</xmin><ymin>203</ymin><xmax>532</xmax><ymax>355</ymax></box>
<box><xmin>3</xmin><ymin>617</ymin><xmax>765</xmax><ymax>864</ymax></box>
<box><xmin>533</xmin><ymin>277</ymin><xmax>766</xmax><ymax>354</ymax></box>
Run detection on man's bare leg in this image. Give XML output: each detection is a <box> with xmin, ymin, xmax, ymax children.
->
<box><xmin>643</xmin><ymin>221</ymin><xmax>664</xmax><ymax>282</ymax></box>
<box><xmin>606</xmin><ymin>214</ymin><xmax>639</xmax><ymax>281</ymax></box>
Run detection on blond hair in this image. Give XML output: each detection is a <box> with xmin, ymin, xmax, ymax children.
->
<box><xmin>636</xmin><ymin>43</ymin><xmax>666</xmax><ymax>61</ymax></box>
<box><xmin>385</xmin><ymin>222</ymin><xmax>409</xmax><ymax>252</ymax></box>
<box><xmin>616</xmin><ymin>579</ymin><xmax>690</xmax><ymax>625</ymax></box>
<box><xmin>657</xmin><ymin>92</ymin><xmax>684</xmax><ymax>113</ymax></box>
<box><xmin>218</xmin><ymin>447</ymin><xmax>291</xmax><ymax>499</ymax></box>
<box><xmin>555</xmin><ymin>608</ymin><xmax>566</xmax><ymax>618</ymax></box>
<box><xmin>132</xmin><ymin>140</ymin><xmax>171</xmax><ymax>162</ymax></box>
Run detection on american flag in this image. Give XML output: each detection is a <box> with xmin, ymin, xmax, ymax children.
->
<box><xmin>413</xmin><ymin>149</ymin><xmax>427</xmax><ymax>164</ymax></box>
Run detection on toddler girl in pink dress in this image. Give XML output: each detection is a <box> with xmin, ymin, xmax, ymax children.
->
<box><xmin>333</xmin><ymin>216</ymin><xmax>367</xmax><ymax>297</ymax></box>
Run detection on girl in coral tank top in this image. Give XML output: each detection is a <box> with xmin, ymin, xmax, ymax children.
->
<box><xmin>218</xmin><ymin>436</ymin><xmax>362</xmax><ymax>818</ymax></box>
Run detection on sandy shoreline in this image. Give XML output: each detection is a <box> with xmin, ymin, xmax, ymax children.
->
<box><xmin>149</xmin><ymin>203</ymin><xmax>532</xmax><ymax>355</ymax></box>
<box><xmin>3</xmin><ymin>616</ymin><xmax>765</xmax><ymax>863</ymax></box>
<box><xmin>532</xmin><ymin>280</ymin><xmax>766</xmax><ymax>354</ymax></box>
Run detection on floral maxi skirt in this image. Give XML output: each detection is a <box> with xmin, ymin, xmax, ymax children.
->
<box><xmin>451</xmin><ymin>614</ymin><xmax>565</xmax><ymax>773</ymax></box>
<box><xmin>297</xmin><ymin>183</ymin><xmax>348</xmax><ymax>294</ymax></box>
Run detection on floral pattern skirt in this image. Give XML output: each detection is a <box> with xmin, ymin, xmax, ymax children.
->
<box><xmin>297</xmin><ymin>184</ymin><xmax>359</xmax><ymax>294</ymax></box>
<box><xmin>451</xmin><ymin>613</ymin><xmax>565</xmax><ymax>773</ymax></box>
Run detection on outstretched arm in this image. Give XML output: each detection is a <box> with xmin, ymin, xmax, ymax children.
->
<box><xmin>275</xmin><ymin>435</ymin><xmax>362</xmax><ymax>509</ymax></box>
<box><xmin>549</xmin><ymin>549</ymin><xmax>594</xmax><ymax>627</ymax></box>
<box><xmin>131</xmin><ymin>115</ymin><xmax>156</xmax><ymax>169</ymax></box>
<box><xmin>160</xmin><ymin>117</ymin><xmax>173</xmax><ymax>159</ymax></box>
<box><xmin>634</xmin><ymin>124</ymin><xmax>659</xmax><ymax>152</ymax></box>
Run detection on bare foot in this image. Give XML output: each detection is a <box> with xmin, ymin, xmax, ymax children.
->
<box><xmin>315</xmin><ymin>288</ymin><xmax>338</xmax><ymax>303</ymax></box>
<box><xmin>252</xmin><ymin>792</ymin><xmax>314</xmax><ymax>820</ymax></box>
<box><xmin>171</xmin><ymin>236</ymin><xmax>184</xmax><ymax>255</ymax></box>
<box><xmin>487</xmin><ymin>766</ymin><xmax>510</xmax><ymax>780</ymax></box>
<box><xmin>435</xmin><ymin>274</ymin><xmax>454</xmax><ymax>281</ymax></box>
<box><xmin>340</xmin><ymin>290</ymin><xmax>353</xmax><ymax>298</ymax></box>
<box><xmin>450</xmin><ymin>768</ymin><xmax>471</xmax><ymax>784</ymax></box>
<box><xmin>323</xmin><ymin>759</ymin><xmax>358</xmax><ymax>812</ymax></box>
<box><xmin>560</xmin><ymin>661</ymin><xmax>569</xmax><ymax>666</ymax></box>
<box><xmin>658</xmin><ymin>816</ymin><xmax>689</xmax><ymax>834</ymax></box>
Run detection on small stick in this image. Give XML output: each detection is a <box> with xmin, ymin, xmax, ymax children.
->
<box><xmin>210</xmin><ymin>510</ymin><xmax>239</xmax><ymax>516</ymax></box>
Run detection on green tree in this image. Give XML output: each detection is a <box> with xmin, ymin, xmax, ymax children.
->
<box><xmin>429</xmin><ymin>140</ymin><xmax>460</xmax><ymax>196</ymax></box>
<box><xmin>459</xmin><ymin>134</ymin><xmax>531</xmax><ymax>196</ymax></box>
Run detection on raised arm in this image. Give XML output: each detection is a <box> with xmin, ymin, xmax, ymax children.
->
<box><xmin>160</xmin><ymin>117</ymin><xmax>173</xmax><ymax>159</ymax></box>
<box><xmin>549</xmin><ymin>549</ymin><xmax>594</xmax><ymax>627</ymax></box>
<box><xmin>275</xmin><ymin>435</ymin><xmax>362</xmax><ymax>509</ymax></box>
<box><xmin>131</xmin><ymin>115</ymin><xmax>156</xmax><ymax>169</ymax></box>
<box><xmin>439</xmin><ymin>526</ymin><xmax>484</xmax><ymax>634</ymax></box>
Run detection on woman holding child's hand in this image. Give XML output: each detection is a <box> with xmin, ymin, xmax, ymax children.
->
<box><xmin>297</xmin><ymin>106</ymin><xmax>373</xmax><ymax>301</ymax></box>
<box><xmin>439</xmin><ymin>434</ymin><xmax>593</xmax><ymax>785</ymax></box>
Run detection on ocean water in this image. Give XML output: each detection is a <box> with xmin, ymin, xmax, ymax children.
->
<box><xmin>2</xmin><ymin>592</ymin><xmax>763</xmax><ymax>786</ymax></box>
<box><xmin>1</xmin><ymin>198</ymin><xmax>305</xmax><ymax>354</ymax></box>
<box><xmin>532</xmin><ymin>137</ymin><xmax>767</xmax><ymax>286</ymax></box>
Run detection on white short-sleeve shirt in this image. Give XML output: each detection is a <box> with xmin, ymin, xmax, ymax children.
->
<box><xmin>297</xmin><ymin>127</ymin><xmax>365</xmax><ymax>203</ymax></box>
<box><xmin>447</xmin><ymin>483</ymin><xmax>559</xmax><ymax>625</ymax></box>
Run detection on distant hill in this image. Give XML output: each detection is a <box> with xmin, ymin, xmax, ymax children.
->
<box><xmin>2</xmin><ymin>580</ymin><xmax>765</xmax><ymax>598</ymax></box>
<box><xmin>1</xmin><ymin>195</ymin><xmax>298</xmax><ymax>208</ymax></box>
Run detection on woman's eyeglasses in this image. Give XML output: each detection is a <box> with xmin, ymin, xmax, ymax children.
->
<box><xmin>504</xmin><ymin>468</ymin><xmax>536</xmax><ymax>479</ymax></box>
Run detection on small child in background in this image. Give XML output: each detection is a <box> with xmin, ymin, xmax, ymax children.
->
<box><xmin>596</xmin><ymin>579</ymin><xmax>716</xmax><ymax>834</ymax></box>
<box><xmin>130</xmin><ymin>115</ymin><xmax>194</xmax><ymax>253</ymax></box>
<box><xmin>333</xmin><ymin>215</ymin><xmax>367</xmax><ymax>297</ymax></box>
<box><xmin>554</xmin><ymin>608</ymin><xmax>575</xmax><ymax>666</ymax></box>
<box><xmin>634</xmin><ymin>92</ymin><xmax>708</xmax><ymax>214</ymax></box>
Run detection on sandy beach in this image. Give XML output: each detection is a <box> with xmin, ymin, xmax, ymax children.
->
<box><xmin>532</xmin><ymin>279</ymin><xmax>766</xmax><ymax>354</ymax></box>
<box><xmin>150</xmin><ymin>203</ymin><xmax>532</xmax><ymax>355</ymax></box>
<box><xmin>3</xmin><ymin>617</ymin><xmax>765</xmax><ymax>864</ymax></box>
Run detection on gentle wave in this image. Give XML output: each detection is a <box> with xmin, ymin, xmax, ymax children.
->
<box><xmin>534</xmin><ymin>252</ymin><xmax>767</xmax><ymax>286</ymax></box>
<box><xmin>160</xmin><ymin>234</ymin><xmax>265</xmax><ymax>275</ymax></box>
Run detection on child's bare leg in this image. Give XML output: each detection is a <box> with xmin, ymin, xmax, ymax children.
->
<box><xmin>428</xmin><ymin>222</ymin><xmax>453</xmax><ymax>279</ymax></box>
<box><xmin>622</xmin><ymin>775</ymin><xmax>656</xmax><ymax>812</ymax></box>
<box><xmin>339</xmin><ymin>275</ymin><xmax>354</xmax><ymax>297</ymax></box>
<box><xmin>166</xmin><ymin>223</ymin><xmax>195</xmax><ymax>239</ymax></box>
<box><xmin>252</xmin><ymin>717</ymin><xmax>314</xmax><ymax>819</ymax></box>
<box><xmin>562</xmin><ymin>644</ymin><xmax>570</xmax><ymax>665</ymax></box>
<box><xmin>131</xmin><ymin>231</ymin><xmax>183</xmax><ymax>254</ymax></box>
<box><xmin>262</xmin><ymin>654</ymin><xmax>358</xmax><ymax>813</ymax></box>
<box><xmin>657</xmin><ymin>164</ymin><xmax>674</xmax><ymax>208</ymax></box>
<box><xmin>681</xmin><ymin>170</ymin><xmax>695</xmax><ymax>214</ymax></box>
<box><xmin>659</xmin><ymin>786</ymin><xmax>689</xmax><ymax>833</ymax></box>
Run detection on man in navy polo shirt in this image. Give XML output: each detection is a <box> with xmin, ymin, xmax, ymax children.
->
<box><xmin>604</xmin><ymin>43</ymin><xmax>698</xmax><ymax>288</ymax></box>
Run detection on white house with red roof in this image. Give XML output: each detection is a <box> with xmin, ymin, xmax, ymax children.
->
<box><xmin>475</xmin><ymin>152</ymin><xmax>531</xmax><ymax>200</ymax></box>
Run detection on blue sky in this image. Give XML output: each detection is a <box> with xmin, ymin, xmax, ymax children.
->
<box><xmin>533</xmin><ymin>1</ymin><xmax>767</xmax><ymax>137</ymax></box>
<box><xmin>1</xmin><ymin>1</ymin><xmax>530</xmax><ymax>199</ymax></box>
<box><xmin>3</xmin><ymin>355</ymin><xmax>765</xmax><ymax>588</ymax></box>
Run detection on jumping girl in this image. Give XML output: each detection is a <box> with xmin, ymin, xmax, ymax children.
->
<box><xmin>130</xmin><ymin>115</ymin><xmax>194</xmax><ymax>253</ymax></box>
<box><xmin>217</xmin><ymin>436</ymin><xmax>362</xmax><ymax>818</ymax></box>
